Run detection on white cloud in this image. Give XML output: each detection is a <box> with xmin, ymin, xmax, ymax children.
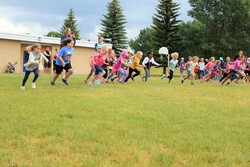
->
<box><xmin>126</xmin><ymin>27</ymin><xmax>141</xmax><ymax>39</ymax></box>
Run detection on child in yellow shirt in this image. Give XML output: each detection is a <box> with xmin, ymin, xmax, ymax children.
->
<box><xmin>125</xmin><ymin>51</ymin><xmax>145</xmax><ymax>82</ymax></box>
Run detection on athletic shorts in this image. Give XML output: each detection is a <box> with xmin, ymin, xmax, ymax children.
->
<box><xmin>204</xmin><ymin>69</ymin><xmax>210</xmax><ymax>75</ymax></box>
<box><xmin>94</xmin><ymin>65</ymin><xmax>104</xmax><ymax>75</ymax></box>
<box><xmin>55</xmin><ymin>63</ymin><xmax>72</xmax><ymax>74</ymax></box>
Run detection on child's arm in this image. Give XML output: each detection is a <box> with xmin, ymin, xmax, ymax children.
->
<box><xmin>41</xmin><ymin>53</ymin><xmax>49</xmax><ymax>63</ymax></box>
<box><xmin>58</xmin><ymin>56</ymin><xmax>66</xmax><ymax>67</ymax></box>
<box><xmin>152</xmin><ymin>57</ymin><xmax>160</xmax><ymax>66</ymax></box>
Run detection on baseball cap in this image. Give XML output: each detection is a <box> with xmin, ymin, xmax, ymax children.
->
<box><xmin>122</xmin><ymin>49</ymin><xmax>129</xmax><ymax>56</ymax></box>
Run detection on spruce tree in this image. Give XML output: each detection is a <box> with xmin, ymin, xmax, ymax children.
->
<box><xmin>152</xmin><ymin>0</ymin><xmax>181</xmax><ymax>52</ymax></box>
<box><xmin>60</xmin><ymin>8</ymin><xmax>81</xmax><ymax>40</ymax></box>
<box><xmin>100</xmin><ymin>0</ymin><xmax>127</xmax><ymax>54</ymax></box>
<box><xmin>152</xmin><ymin>0</ymin><xmax>182</xmax><ymax>74</ymax></box>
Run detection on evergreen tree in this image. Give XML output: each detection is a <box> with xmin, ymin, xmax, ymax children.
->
<box><xmin>60</xmin><ymin>8</ymin><xmax>81</xmax><ymax>40</ymax></box>
<box><xmin>152</xmin><ymin>0</ymin><xmax>182</xmax><ymax>74</ymax></box>
<box><xmin>100</xmin><ymin>0</ymin><xmax>127</xmax><ymax>54</ymax></box>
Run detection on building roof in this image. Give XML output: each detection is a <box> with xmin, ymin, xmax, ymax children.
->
<box><xmin>0</xmin><ymin>32</ymin><xmax>97</xmax><ymax>48</ymax></box>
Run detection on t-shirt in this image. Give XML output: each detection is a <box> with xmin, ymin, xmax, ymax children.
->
<box><xmin>204</xmin><ymin>62</ymin><xmax>214</xmax><ymax>70</ymax></box>
<box><xmin>169</xmin><ymin>59</ymin><xmax>179</xmax><ymax>71</ymax></box>
<box><xmin>95</xmin><ymin>53</ymin><xmax>106</xmax><ymax>67</ymax></box>
<box><xmin>56</xmin><ymin>46</ymin><xmax>74</xmax><ymax>66</ymax></box>
<box><xmin>94</xmin><ymin>42</ymin><xmax>103</xmax><ymax>51</ymax></box>
<box><xmin>190</xmin><ymin>62</ymin><xmax>198</xmax><ymax>73</ymax></box>
<box><xmin>231</xmin><ymin>60</ymin><xmax>242</xmax><ymax>71</ymax></box>
<box><xmin>131</xmin><ymin>56</ymin><xmax>140</xmax><ymax>69</ymax></box>
<box><xmin>179</xmin><ymin>61</ymin><xmax>185</xmax><ymax>70</ymax></box>
<box><xmin>114</xmin><ymin>55</ymin><xmax>125</xmax><ymax>69</ymax></box>
<box><xmin>199</xmin><ymin>62</ymin><xmax>205</xmax><ymax>70</ymax></box>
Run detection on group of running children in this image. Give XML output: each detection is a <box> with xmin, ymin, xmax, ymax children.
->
<box><xmin>21</xmin><ymin>35</ymin><xmax>249</xmax><ymax>90</ymax></box>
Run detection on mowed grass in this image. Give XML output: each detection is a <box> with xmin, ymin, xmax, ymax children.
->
<box><xmin>0</xmin><ymin>69</ymin><xmax>249</xmax><ymax>166</ymax></box>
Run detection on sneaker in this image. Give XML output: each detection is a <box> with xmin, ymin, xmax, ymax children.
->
<box><xmin>88</xmin><ymin>82</ymin><xmax>93</xmax><ymax>86</ymax></box>
<box><xmin>111</xmin><ymin>78</ymin><xmax>114</xmax><ymax>82</ymax></box>
<box><xmin>84</xmin><ymin>80</ymin><xmax>88</xmax><ymax>84</ymax></box>
<box><xmin>131</xmin><ymin>76</ymin><xmax>134</xmax><ymax>81</ymax></box>
<box><xmin>62</xmin><ymin>79</ymin><xmax>69</xmax><ymax>86</ymax></box>
<box><xmin>21</xmin><ymin>86</ymin><xmax>25</xmax><ymax>90</ymax></box>
<box><xmin>32</xmin><ymin>83</ymin><xmax>36</xmax><ymax>89</ymax></box>
<box><xmin>51</xmin><ymin>81</ymin><xmax>55</xmax><ymax>86</ymax></box>
<box><xmin>161</xmin><ymin>74</ymin><xmax>167</xmax><ymax>80</ymax></box>
<box><xmin>181</xmin><ymin>79</ymin><xmax>184</xmax><ymax>84</ymax></box>
<box><xmin>191</xmin><ymin>82</ymin><xmax>194</xmax><ymax>85</ymax></box>
<box><xmin>95</xmin><ymin>80</ymin><xmax>100</xmax><ymax>85</ymax></box>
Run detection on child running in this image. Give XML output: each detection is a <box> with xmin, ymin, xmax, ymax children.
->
<box><xmin>51</xmin><ymin>38</ymin><xmax>75</xmax><ymax>86</ymax></box>
<box><xmin>141</xmin><ymin>51</ymin><xmax>160</xmax><ymax>83</ymax></box>
<box><xmin>221</xmin><ymin>54</ymin><xmax>242</xmax><ymax>85</ymax></box>
<box><xmin>106</xmin><ymin>50</ymin><xmax>131</xmax><ymax>83</ymax></box>
<box><xmin>124</xmin><ymin>51</ymin><xmax>145</xmax><ymax>82</ymax></box>
<box><xmin>21</xmin><ymin>43</ymin><xmax>49</xmax><ymax>90</ymax></box>
<box><xmin>181</xmin><ymin>56</ymin><xmax>199</xmax><ymax>85</ymax></box>
<box><xmin>88</xmin><ymin>45</ymin><xmax>108</xmax><ymax>86</ymax></box>
<box><xmin>84</xmin><ymin>45</ymin><xmax>103</xmax><ymax>84</ymax></box>
<box><xmin>162</xmin><ymin>52</ymin><xmax>179</xmax><ymax>84</ymax></box>
<box><xmin>179</xmin><ymin>57</ymin><xmax>185</xmax><ymax>80</ymax></box>
<box><xmin>201</xmin><ymin>57</ymin><xmax>215</xmax><ymax>83</ymax></box>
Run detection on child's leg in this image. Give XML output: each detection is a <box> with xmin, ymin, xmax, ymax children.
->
<box><xmin>125</xmin><ymin>68</ymin><xmax>133</xmax><ymax>82</ymax></box>
<box><xmin>32</xmin><ymin>68</ymin><xmax>39</xmax><ymax>83</ymax></box>
<box><xmin>132</xmin><ymin>68</ymin><xmax>141</xmax><ymax>78</ymax></box>
<box><xmin>191</xmin><ymin>74</ymin><xmax>194</xmax><ymax>84</ymax></box>
<box><xmin>85</xmin><ymin>67</ymin><xmax>95</xmax><ymax>81</ymax></box>
<box><xmin>144</xmin><ymin>68</ymin><xmax>150</xmax><ymax>82</ymax></box>
<box><xmin>22</xmin><ymin>70</ymin><xmax>32</xmax><ymax>86</ymax></box>
<box><xmin>65</xmin><ymin>69</ymin><xmax>73</xmax><ymax>80</ymax></box>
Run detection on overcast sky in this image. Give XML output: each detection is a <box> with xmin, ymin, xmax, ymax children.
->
<box><xmin>0</xmin><ymin>0</ymin><xmax>192</xmax><ymax>42</ymax></box>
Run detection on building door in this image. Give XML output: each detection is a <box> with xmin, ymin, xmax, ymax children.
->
<box><xmin>23</xmin><ymin>50</ymin><xmax>29</xmax><ymax>72</ymax></box>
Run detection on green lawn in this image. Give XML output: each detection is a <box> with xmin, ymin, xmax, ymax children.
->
<box><xmin>0</xmin><ymin>71</ymin><xmax>249</xmax><ymax>166</ymax></box>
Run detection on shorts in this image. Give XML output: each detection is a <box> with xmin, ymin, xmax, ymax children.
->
<box><xmin>180</xmin><ymin>68</ymin><xmax>184</xmax><ymax>74</ymax></box>
<box><xmin>55</xmin><ymin>63</ymin><xmax>72</xmax><ymax>74</ymax></box>
<box><xmin>187</xmin><ymin>70</ymin><xmax>191</xmax><ymax>75</ymax></box>
<box><xmin>44</xmin><ymin>61</ymin><xmax>51</xmax><ymax>68</ymax></box>
<box><xmin>204</xmin><ymin>69</ymin><xmax>210</xmax><ymax>75</ymax></box>
<box><xmin>94</xmin><ymin>65</ymin><xmax>104</xmax><ymax>75</ymax></box>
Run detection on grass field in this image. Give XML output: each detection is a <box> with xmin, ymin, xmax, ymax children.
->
<box><xmin>0</xmin><ymin>69</ymin><xmax>249</xmax><ymax>166</ymax></box>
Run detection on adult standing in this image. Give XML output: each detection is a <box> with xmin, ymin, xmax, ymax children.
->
<box><xmin>94</xmin><ymin>36</ymin><xmax>104</xmax><ymax>51</ymax></box>
<box><xmin>61</xmin><ymin>28</ymin><xmax>76</xmax><ymax>48</ymax></box>
<box><xmin>43</xmin><ymin>47</ymin><xmax>52</xmax><ymax>73</ymax></box>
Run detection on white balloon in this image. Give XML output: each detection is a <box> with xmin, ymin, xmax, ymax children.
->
<box><xmin>158</xmin><ymin>47</ymin><xmax>169</xmax><ymax>55</ymax></box>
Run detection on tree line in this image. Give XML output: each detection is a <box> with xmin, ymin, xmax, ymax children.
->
<box><xmin>46</xmin><ymin>0</ymin><xmax>250</xmax><ymax>60</ymax></box>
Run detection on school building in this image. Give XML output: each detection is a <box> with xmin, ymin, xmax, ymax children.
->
<box><xmin>0</xmin><ymin>32</ymin><xmax>102</xmax><ymax>74</ymax></box>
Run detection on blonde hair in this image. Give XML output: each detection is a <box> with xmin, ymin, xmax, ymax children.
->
<box><xmin>193</xmin><ymin>56</ymin><xmax>199</xmax><ymax>61</ymax></box>
<box><xmin>209</xmin><ymin>57</ymin><xmax>215</xmax><ymax>62</ymax></box>
<box><xmin>172</xmin><ymin>52</ymin><xmax>179</xmax><ymax>59</ymax></box>
<box><xmin>26</xmin><ymin>43</ymin><xmax>41</xmax><ymax>52</ymax></box>
<box><xmin>64</xmin><ymin>28</ymin><xmax>71</xmax><ymax>36</ymax></box>
<box><xmin>136</xmin><ymin>51</ymin><xmax>143</xmax><ymax>57</ymax></box>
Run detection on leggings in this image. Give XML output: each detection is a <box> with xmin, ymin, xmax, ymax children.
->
<box><xmin>22</xmin><ymin>68</ymin><xmax>39</xmax><ymax>86</ymax></box>
<box><xmin>125</xmin><ymin>67</ymin><xmax>140</xmax><ymax>82</ymax></box>
<box><xmin>142</xmin><ymin>68</ymin><xmax>150</xmax><ymax>82</ymax></box>
<box><xmin>167</xmin><ymin>70</ymin><xmax>174</xmax><ymax>80</ymax></box>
